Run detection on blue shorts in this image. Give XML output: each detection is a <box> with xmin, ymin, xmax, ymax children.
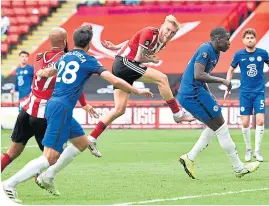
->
<box><xmin>240</xmin><ymin>93</ymin><xmax>265</xmax><ymax>115</ymax></box>
<box><xmin>177</xmin><ymin>89</ymin><xmax>222</xmax><ymax>123</ymax></box>
<box><xmin>42</xmin><ymin>101</ymin><xmax>85</xmax><ymax>153</ymax></box>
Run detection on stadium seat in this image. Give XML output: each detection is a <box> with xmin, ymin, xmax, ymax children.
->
<box><xmin>25</xmin><ymin>0</ymin><xmax>39</xmax><ymax>7</ymax></box>
<box><xmin>13</xmin><ymin>8</ymin><xmax>28</xmax><ymax>16</ymax></box>
<box><xmin>9</xmin><ymin>17</ymin><xmax>18</xmax><ymax>26</ymax></box>
<box><xmin>30</xmin><ymin>16</ymin><xmax>40</xmax><ymax>25</ymax></box>
<box><xmin>19</xmin><ymin>25</ymin><xmax>30</xmax><ymax>34</ymax></box>
<box><xmin>7</xmin><ymin>26</ymin><xmax>20</xmax><ymax>35</ymax></box>
<box><xmin>38</xmin><ymin>0</ymin><xmax>50</xmax><ymax>7</ymax></box>
<box><xmin>2</xmin><ymin>8</ymin><xmax>15</xmax><ymax>17</ymax></box>
<box><xmin>50</xmin><ymin>0</ymin><xmax>60</xmax><ymax>8</ymax></box>
<box><xmin>26</xmin><ymin>7</ymin><xmax>41</xmax><ymax>16</ymax></box>
<box><xmin>12</xmin><ymin>1</ymin><xmax>25</xmax><ymax>8</ymax></box>
<box><xmin>16</xmin><ymin>16</ymin><xmax>30</xmax><ymax>25</ymax></box>
<box><xmin>39</xmin><ymin>7</ymin><xmax>50</xmax><ymax>16</ymax></box>
<box><xmin>1</xmin><ymin>43</ymin><xmax>9</xmax><ymax>54</ymax></box>
<box><xmin>1</xmin><ymin>0</ymin><xmax>11</xmax><ymax>8</ymax></box>
<box><xmin>7</xmin><ymin>34</ymin><xmax>19</xmax><ymax>44</ymax></box>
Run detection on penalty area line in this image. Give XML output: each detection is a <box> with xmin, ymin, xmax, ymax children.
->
<box><xmin>113</xmin><ymin>187</ymin><xmax>269</xmax><ymax>205</ymax></box>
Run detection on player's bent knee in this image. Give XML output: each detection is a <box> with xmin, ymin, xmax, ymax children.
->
<box><xmin>256</xmin><ymin>119</ymin><xmax>264</xmax><ymax>126</ymax></box>
<box><xmin>69</xmin><ymin>136</ymin><xmax>88</xmax><ymax>152</ymax></box>
<box><xmin>43</xmin><ymin>147</ymin><xmax>60</xmax><ymax>165</ymax></box>
<box><xmin>114</xmin><ymin>107</ymin><xmax>126</xmax><ymax>117</ymax></box>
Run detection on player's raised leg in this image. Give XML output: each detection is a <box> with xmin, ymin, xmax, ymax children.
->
<box><xmin>137</xmin><ymin>68</ymin><xmax>194</xmax><ymax>122</ymax></box>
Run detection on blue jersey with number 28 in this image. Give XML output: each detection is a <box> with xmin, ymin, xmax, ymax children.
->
<box><xmin>52</xmin><ymin>49</ymin><xmax>105</xmax><ymax>108</ymax></box>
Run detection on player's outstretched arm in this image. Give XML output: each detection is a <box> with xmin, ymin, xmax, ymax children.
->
<box><xmin>100</xmin><ymin>71</ymin><xmax>153</xmax><ymax>97</ymax></box>
<box><xmin>101</xmin><ymin>40</ymin><xmax>128</xmax><ymax>50</ymax></box>
<box><xmin>224</xmin><ymin>66</ymin><xmax>236</xmax><ymax>99</ymax></box>
<box><xmin>36</xmin><ymin>66</ymin><xmax>57</xmax><ymax>78</ymax></box>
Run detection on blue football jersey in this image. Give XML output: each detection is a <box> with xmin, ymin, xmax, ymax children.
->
<box><xmin>231</xmin><ymin>48</ymin><xmax>269</xmax><ymax>93</ymax></box>
<box><xmin>15</xmin><ymin>64</ymin><xmax>34</xmax><ymax>99</ymax></box>
<box><xmin>51</xmin><ymin>49</ymin><xmax>106</xmax><ymax>108</ymax></box>
<box><xmin>179</xmin><ymin>42</ymin><xmax>220</xmax><ymax>95</ymax></box>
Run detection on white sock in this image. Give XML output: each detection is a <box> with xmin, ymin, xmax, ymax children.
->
<box><xmin>5</xmin><ymin>155</ymin><xmax>49</xmax><ymax>188</ymax></box>
<box><xmin>187</xmin><ymin>127</ymin><xmax>216</xmax><ymax>161</ymax></box>
<box><xmin>255</xmin><ymin>125</ymin><xmax>264</xmax><ymax>152</ymax></box>
<box><xmin>44</xmin><ymin>144</ymin><xmax>81</xmax><ymax>179</ymax></box>
<box><xmin>215</xmin><ymin>123</ymin><xmax>244</xmax><ymax>172</ymax></box>
<box><xmin>242</xmin><ymin>127</ymin><xmax>251</xmax><ymax>150</ymax></box>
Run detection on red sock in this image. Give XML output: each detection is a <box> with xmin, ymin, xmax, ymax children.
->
<box><xmin>1</xmin><ymin>153</ymin><xmax>12</xmax><ymax>172</ymax></box>
<box><xmin>166</xmin><ymin>98</ymin><xmax>180</xmax><ymax>113</ymax></box>
<box><xmin>90</xmin><ymin>121</ymin><xmax>107</xmax><ymax>139</ymax></box>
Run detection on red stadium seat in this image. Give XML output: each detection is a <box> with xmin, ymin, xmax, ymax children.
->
<box><xmin>2</xmin><ymin>8</ymin><xmax>15</xmax><ymax>17</ymax></box>
<box><xmin>9</xmin><ymin>17</ymin><xmax>18</xmax><ymax>26</ymax></box>
<box><xmin>13</xmin><ymin>8</ymin><xmax>28</xmax><ymax>16</ymax></box>
<box><xmin>1</xmin><ymin>0</ymin><xmax>11</xmax><ymax>8</ymax></box>
<box><xmin>39</xmin><ymin>7</ymin><xmax>50</xmax><ymax>16</ymax></box>
<box><xmin>50</xmin><ymin>0</ymin><xmax>59</xmax><ymax>8</ymax></box>
<box><xmin>12</xmin><ymin>1</ymin><xmax>25</xmax><ymax>7</ymax></box>
<box><xmin>1</xmin><ymin>42</ymin><xmax>9</xmax><ymax>54</ymax></box>
<box><xmin>30</xmin><ymin>16</ymin><xmax>40</xmax><ymax>25</ymax></box>
<box><xmin>7</xmin><ymin>26</ymin><xmax>20</xmax><ymax>35</ymax></box>
<box><xmin>26</xmin><ymin>7</ymin><xmax>41</xmax><ymax>16</ymax></box>
<box><xmin>19</xmin><ymin>25</ymin><xmax>30</xmax><ymax>34</ymax></box>
<box><xmin>38</xmin><ymin>0</ymin><xmax>50</xmax><ymax>7</ymax></box>
<box><xmin>16</xmin><ymin>16</ymin><xmax>30</xmax><ymax>25</ymax></box>
<box><xmin>7</xmin><ymin>34</ymin><xmax>19</xmax><ymax>44</ymax></box>
<box><xmin>25</xmin><ymin>0</ymin><xmax>39</xmax><ymax>8</ymax></box>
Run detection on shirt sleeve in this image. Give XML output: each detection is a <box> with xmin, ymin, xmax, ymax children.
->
<box><xmin>231</xmin><ymin>53</ymin><xmax>239</xmax><ymax>68</ymax></box>
<box><xmin>264</xmin><ymin>50</ymin><xmax>269</xmax><ymax>64</ymax></box>
<box><xmin>195</xmin><ymin>45</ymin><xmax>211</xmax><ymax>66</ymax></box>
<box><xmin>87</xmin><ymin>57</ymin><xmax>106</xmax><ymax>75</ymax></box>
<box><xmin>138</xmin><ymin>28</ymin><xmax>154</xmax><ymax>49</ymax></box>
<box><xmin>15</xmin><ymin>72</ymin><xmax>18</xmax><ymax>91</ymax></box>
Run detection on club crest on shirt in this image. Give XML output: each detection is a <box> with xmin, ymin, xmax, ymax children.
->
<box><xmin>202</xmin><ymin>52</ymin><xmax>208</xmax><ymax>59</ymax></box>
<box><xmin>249</xmin><ymin>57</ymin><xmax>255</xmax><ymax>62</ymax></box>
<box><xmin>213</xmin><ymin>105</ymin><xmax>219</xmax><ymax>112</ymax></box>
<box><xmin>257</xmin><ymin>56</ymin><xmax>262</xmax><ymax>62</ymax></box>
<box><xmin>144</xmin><ymin>40</ymin><xmax>150</xmax><ymax>47</ymax></box>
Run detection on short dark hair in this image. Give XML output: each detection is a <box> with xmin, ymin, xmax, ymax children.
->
<box><xmin>210</xmin><ymin>27</ymin><xmax>229</xmax><ymax>41</ymax></box>
<box><xmin>19</xmin><ymin>51</ymin><xmax>29</xmax><ymax>56</ymax></box>
<box><xmin>242</xmin><ymin>28</ymin><xmax>256</xmax><ymax>38</ymax></box>
<box><xmin>73</xmin><ymin>25</ymin><xmax>93</xmax><ymax>48</ymax></box>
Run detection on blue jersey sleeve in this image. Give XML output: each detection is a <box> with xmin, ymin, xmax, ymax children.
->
<box><xmin>231</xmin><ymin>52</ymin><xmax>239</xmax><ymax>68</ymax></box>
<box><xmin>86</xmin><ymin>57</ymin><xmax>106</xmax><ymax>75</ymax></box>
<box><xmin>15</xmin><ymin>72</ymin><xmax>18</xmax><ymax>91</ymax></box>
<box><xmin>264</xmin><ymin>50</ymin><xmax>269</xmax><ymax>64</ymax></box>
<box><xmin>195</xmin><ymin>45</ymin><xmax>210</xmax><ymax>66</ymax></box>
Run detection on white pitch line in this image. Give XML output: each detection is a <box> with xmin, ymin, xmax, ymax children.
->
<box><xmin>113</xmin><ymin>187</ymin><xmax>269</xmax><ymax>205</ymax></box>
<box><xmin>1</xmin><ymin>145</ymin><xmax>38</xmax><ymax>149</ymax></box>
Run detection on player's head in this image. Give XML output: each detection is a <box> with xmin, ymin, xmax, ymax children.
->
<box><xmin>49</xmin><ymin>28</ymin><xmax>68</xmax><ymax>52</ymax></box>
<box><xmin>73</xmin><ymin>25</ymin><xmax>93</xmax><ymax>52</ymax></box>
<box><xmin>210</xmin><ymin>27</ymin><xmax>230</xmax><ymax>52</ymax></box>
<box><xmin>159</xmin><ymin>15</ymin><xmax>180</xmax><ymax>44</ymax></box>
<box><xmin>242</xmin><ymin>28</ymin><xmax>256</xmax><ymax>49</ymax></box>
<box><xmin>19</xmin><ymin>51</ymin><xmax>29</xmax><ymax>66</ymax></box>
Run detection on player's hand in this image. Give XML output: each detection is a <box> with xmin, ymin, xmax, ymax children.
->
<box><xmin>82</xmin><ymin>104</ymin><xmax>100</xmax><ymax>118</ymax></box>
<box><xmin>36</xmin><ymin>69</ymin><xmax>43</xmax><ymax>77</ymax></box>
<box><xmin>136</xmin><ymin>89</ymin><xmax>153</xmax><ymax>98</ymax></box>
<box><xmin>101</xmin><ymin>40</ymin><xmax>119</xmax><ymax>50</ymax></box>
<box><xmin>224</xmin><ymin>90</ymin><xmax>231</xmax><ymax>100</ymax></box>
<box><xmin>10</xmin><ymin>89</ymin><xmax>15</xmax><ymax>94</ymax></box>
<box><xmin>150</xmin><ymin>55</ymin><xmax>160</xmax><ymax>64</ymax></box>
<box><xmin>222</xmin><ymin>79</ymin><xmax>232</xmax><ymax>92</ymax></box>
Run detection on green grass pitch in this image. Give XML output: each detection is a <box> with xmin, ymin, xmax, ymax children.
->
<box><xmin>1</xmin><ymin>129</ymin><xmax>269</xmax><ymax>205</ymax></box>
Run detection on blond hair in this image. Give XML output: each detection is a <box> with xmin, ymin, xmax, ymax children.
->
<box><xmin>164</xmin><ymin>15</ymin><xmax>181</xmax><ymax>29</ymax></box>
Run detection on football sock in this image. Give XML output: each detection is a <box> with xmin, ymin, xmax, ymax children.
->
<box><xmin>166</xmin><ymin>98</ymin><xmax>180</xmax><ymax>113</ymax></box>
<box><xmin>242</xmin><ymin>127</ymin><xmax>251</xmax><ymax>150</ymax></box>
<box><xmin>187</xmin><ymin>127</ymin><xmax>216</xmax><ymax>161</ymax></box>
<box><xmin>1</xmin><ymin>153</ymin><xmax>12</xmax><ymax>172</ymax></box>
<box><xmin>90</xmin><ymin>121</ymin><xmax>107</xmax><ymax>139</ymax></box>
<box><xmin>4</xmin><ymin>155</ymin><xmax>49</xmax><ymax>188</ymax></box>
<box><xmin>255</xmin><ymin>125</ymin><xmax>264</xmax><ymax>152</ymax></box>
<box><xmin>44</xmin><ymin>144</ymin><xmax>81</xmax><ymax>179</ymax></box>
<box><xmin>215</xmin><ymin>123</ymin><xmax>244</xmax><ymax>172</ymax></box>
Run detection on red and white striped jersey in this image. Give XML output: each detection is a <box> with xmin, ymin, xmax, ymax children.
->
<box><xmin>21</xmin><ymin>49</ymin><xmax>64</xmax><ymax>118</ymax></box>
<box><xmin>117</xmin><ymin>27</ymin><xmax>166</xmax><ymax>61</ymax></box>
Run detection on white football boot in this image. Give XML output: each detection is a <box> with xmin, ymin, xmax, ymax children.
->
<box><xmin>88</xmin><ymin>136</ymin><xmax>102</xmax><ymax>157</ymax></box>
<box><xmin>35</xmin><ymin>173</ymin><xmax>60</xmax><ymax>196</ymax></box>
<box><xmin>235</xmin><ymin>161</ymin><xmax>260</xmax><ymax>178</ymax></box>
<box><xmin>253</xmin><ymin>151</ymin><xmax>263</xmax><ymax>162</ymax></box>
<box><xmin>173</xmin><ymin>109</ymin><xmax>196</xmax><ymax>123</ymax></box>
<box><xmin>2</xmin><ymin>181</ymin><xmax>22</xmax><ymax>203</ymax></box>
<box><xmin>245</xmin><ymin>149</ymin><xmax>252</xmax><ymax>162</ymax></box>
